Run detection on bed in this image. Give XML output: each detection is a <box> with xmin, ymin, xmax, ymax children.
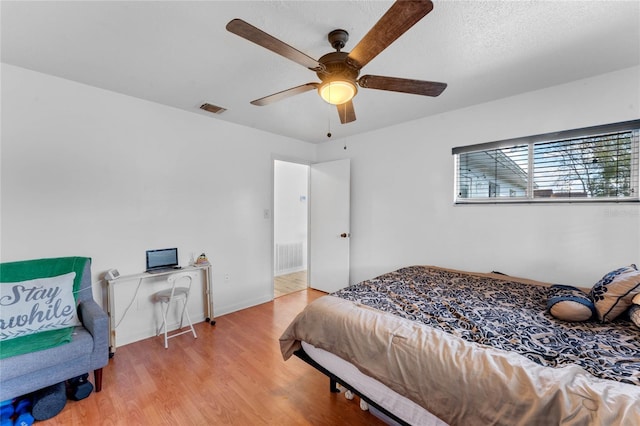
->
<box><xmin>280</xmin><ymin>266</ymin><xmax>640</xmax><ymax>425</ymax></box>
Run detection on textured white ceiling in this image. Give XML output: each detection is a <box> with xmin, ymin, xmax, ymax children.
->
<box><xmin>2</xmin><ymin>1</ymin><xmax>639</xmax><ymax>143</ymax></box>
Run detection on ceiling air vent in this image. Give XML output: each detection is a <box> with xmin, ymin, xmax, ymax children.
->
<box><xmin>200</xmin><ymin>103</ymin><xmax>227</xmax><ymax>114</ymax></box>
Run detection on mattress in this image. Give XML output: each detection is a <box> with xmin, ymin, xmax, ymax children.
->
<box><xmin>301</xmin><ymin>341</ymin><xmax>447</xmax><ymax>426</ymax></box>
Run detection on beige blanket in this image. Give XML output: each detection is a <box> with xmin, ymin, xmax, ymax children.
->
<box><xmin>280</xmin><ymin>294</ymin><xmax>640</xmax><ymax>425</ymax></box>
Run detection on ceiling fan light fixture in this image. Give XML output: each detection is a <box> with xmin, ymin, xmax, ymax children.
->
<box><xmin>319</xmin><ymin>80</ymin><xmax>357</xmax><ymax>105</ymax></box>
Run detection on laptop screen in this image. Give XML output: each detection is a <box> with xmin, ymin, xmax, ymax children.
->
<box><xmin>146</xmin><ymin>248</ymin><xmax>179</xmax><ymax>270</ymax></box>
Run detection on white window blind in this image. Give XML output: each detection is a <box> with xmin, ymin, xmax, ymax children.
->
<box><xmin>453</xmin><ymin>120</ymin><xmax>640</xmax><ymax>203</ymax></box>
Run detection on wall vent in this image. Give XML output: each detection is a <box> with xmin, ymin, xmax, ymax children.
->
<box><xmin>200</xmin><ymin>103</ymin><xmax>227</xmax><ymax>114</ymax></box>
<box><xmin>275</xmin><ymin>242</ymin><xmax>304</xmax><ymax>275</ymax></box>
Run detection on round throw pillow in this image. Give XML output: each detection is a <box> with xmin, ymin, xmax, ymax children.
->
<box><xmin>547</xmin><ymin>284</ymin><xmax>596</xmax><ymax>322</ymax></box>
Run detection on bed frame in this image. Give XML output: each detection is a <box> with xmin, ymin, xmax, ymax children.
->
<box><xmin>294</xmin><ymin>348</ymin><xmax>411</xmax><ymax>426</ymax></box>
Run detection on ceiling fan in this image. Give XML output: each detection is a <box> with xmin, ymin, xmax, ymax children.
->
<box><xmin>226</xmin><ymin>0</ymin><xmax>446</xmax><ymax>124</ymax></box>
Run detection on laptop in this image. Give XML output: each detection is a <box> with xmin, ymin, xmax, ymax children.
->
<box><xmin>145</xmin><ymin>248</ymin><xmax>181</xmax><ymax>274</ymax></box>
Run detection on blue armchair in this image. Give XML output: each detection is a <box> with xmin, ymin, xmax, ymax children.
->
<box><xmin>0</xmin><ymin>257</ymin><xmax>109</xmax><ymax>401</ymax></box>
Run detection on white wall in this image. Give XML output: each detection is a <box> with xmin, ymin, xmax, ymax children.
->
<box><xmin>316</xmin><ymin>66</ymin><xmax>640</xmax><ymax>287</ymax></box>
<box><xmin>3</xmin><ymin>62</ymin><xmax>639</xmax><ymax>333</ymax></box>
<box><xmin>1</xmin><ymin>64</ymin><xmax>316</xmax><ymax>321</ymax></box>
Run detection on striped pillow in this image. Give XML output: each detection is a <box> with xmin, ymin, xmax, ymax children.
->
<box><xmin>590</xmin><ymin>265</ymin><xmax>640</xmax><ymax>322</ymax></box>
<box><xmin>629</xmin><ymin>304</ymin><xmax>640</xmax><ymax>329</ymax></box>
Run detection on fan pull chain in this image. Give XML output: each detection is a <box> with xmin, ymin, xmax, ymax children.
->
<box><xmin>341</xmin><ymin>104</ymin><xmax>347</xmax><ymax>150</ymax></box>
<box><xmin>326</xmin><ymin>87</ymin><xmax>332</xmax><ymax>138</ymax></box>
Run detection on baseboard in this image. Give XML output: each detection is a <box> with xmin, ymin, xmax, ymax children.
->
<box><xmin>214</xmin><ymin>294</ymin><xmax>273</xmax><ymax>317</ymax></box>
<box><xmin>274</xmin><ymin>267</ymin><xmax>306</xmax><ymax>277</ymax></box>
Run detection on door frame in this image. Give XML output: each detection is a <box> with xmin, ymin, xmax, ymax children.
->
<box><xmin>271</xmin><ymin>155</ymin><xmax>311</xmax><ymax>298</ymax></box>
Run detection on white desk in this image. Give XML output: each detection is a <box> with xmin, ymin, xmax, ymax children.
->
<box><xmin>106</xmin><ymin>265</ymin><xmax>214</xmax><ymax>354</ymax></box>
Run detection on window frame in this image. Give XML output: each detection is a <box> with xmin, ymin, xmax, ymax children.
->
<box><xmin>452</xmin><ymin>119</ymin><xmax>640</xmax><ymax>204</ymax></box>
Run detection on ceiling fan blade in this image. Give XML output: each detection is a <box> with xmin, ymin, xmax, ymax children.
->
<box><xmin>358</xmin><ymin>75</ymin><xmax>446</xmax><ymax>97</ymax></box>
<box><xmin>337</xmin><ymin>100</ymin><xmax>356</xmax><ymax>124</ymax></box>
<box><xmin>226</xmin><ymin>19</ymin><xmax>325</xmax><ymax>72</ymax></box>
<box><xmin>347</xmin><ymin>0</ymin><xmax>434</xmax><ymax>70</ymax></box>
<box><xmin>250</xmin><ymin>83</ymin><xmax>319</xmax><ymax>106</ymax></box>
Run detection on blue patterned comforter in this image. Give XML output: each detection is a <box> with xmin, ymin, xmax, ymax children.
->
<box><xmin>333</xmin><ymin>266</ymin><xmax>640</xmax><ymax>386</ymax></box>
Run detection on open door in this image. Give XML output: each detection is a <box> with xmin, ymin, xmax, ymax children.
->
<box><xmin>309</xmin><ymin>159</ymin><xmax>351</xmax><ymax>293</ymax></box>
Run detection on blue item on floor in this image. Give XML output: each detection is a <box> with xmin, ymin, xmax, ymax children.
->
<box><xmin>13</xmin><ymin>399</ymin><xmax>30</xmax><ymax>416</ymax></box>
<box><xmin>0</xmin><ymin>399</ymin><xmax>14</xmax><ymax>420</ymax></box>
<box><xmin>0</xmin><ymin>396</ymin><xmax>34</xmax><ymax>426</ymax></box>
<box><xmin>14</xmin><ymin>412</ymin><xmax>34</xmax><ymax>426</ymax></box>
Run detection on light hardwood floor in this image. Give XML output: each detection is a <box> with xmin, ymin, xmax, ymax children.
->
<box><xmin>40</xmin><ymin>289</ymin><xmax>385</xmax><ymax>425</ymax></box>
<box><xmin>274</xmin><ymin>270</ymin><xmax>308</xmax><ymax>298</ymax></box>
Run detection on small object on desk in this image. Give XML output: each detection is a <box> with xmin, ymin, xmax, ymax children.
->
<box><xmin>105</xmin><ymin>269</ymin><xmax>120</xmax><ymax>280</ymax></box>
<box><xmin>195</xmin><ymin>253</ymin><xmax>210</xmax><ymax>266</ymax></box>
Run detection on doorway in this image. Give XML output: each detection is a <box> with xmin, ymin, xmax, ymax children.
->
<box><xmin>273</xmin><ymin>160</ymin><xmax>309</xmax><ymax>297</ymax></box>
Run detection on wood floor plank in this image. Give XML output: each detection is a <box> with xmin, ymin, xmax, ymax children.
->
<box><xmin>274</xmin><ymin>270</ymin><xmax>308</xmax><ymax>298</ymax></box>
<box><xmin>38</xmin><ymin>289</ymin><xmax>386</xmax><ymax>425</ymax></box>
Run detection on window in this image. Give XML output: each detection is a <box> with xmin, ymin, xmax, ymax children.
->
<box><xmin>453</xmin><ymin>120</ymin><xmax>640</xmax><ymax>203</ymax></box>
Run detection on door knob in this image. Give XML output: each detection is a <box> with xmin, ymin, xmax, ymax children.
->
<box><xmin>339</xmin><ymin>233</ymin><xmax>350</xmax><ymax>238</ymax></box>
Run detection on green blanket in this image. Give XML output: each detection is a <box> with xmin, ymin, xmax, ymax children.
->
<box><xmin>0</xmin><ymin>257</ymin><xmax>89</xmax><ymax>359</ymax></box>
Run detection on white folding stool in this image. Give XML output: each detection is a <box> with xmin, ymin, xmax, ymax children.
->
<box><xmin>153</xmin><ymin>271</ymin><xmax>197</xmax><ymax>348</ymax></box>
